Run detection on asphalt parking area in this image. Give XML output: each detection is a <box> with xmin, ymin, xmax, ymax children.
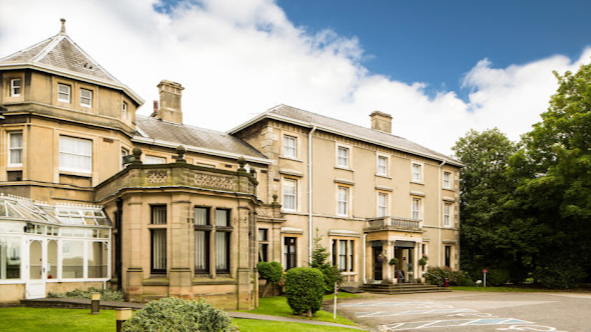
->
<box><xmin>335</xmin><ymin>291</ymin><xmax>591</xmax><ymax>332</ymax></box>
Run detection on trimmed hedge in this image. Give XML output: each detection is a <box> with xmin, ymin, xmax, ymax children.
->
<box><xmin>257</xmin><ymin>261</ymin><xmax>283</xmax><ymax>283</ymax></box>
<box><xmin>425</xmin><ymin>266</ymin><xmax>469</xmax><ymax>286</ymax></box>
<box><xmin>121</xmin><ymin>297</ymin><xmax>233</xmax><ymax>332</ymax></box>
<box><xmin>47</xmin><ymin>287</ymin><xmax>124</xmax><ymax>302</ymax></box>
<box><xmin>285</xmin><ymin>267</ymin><xmax>325</xmax><ymax>315</ymax></box>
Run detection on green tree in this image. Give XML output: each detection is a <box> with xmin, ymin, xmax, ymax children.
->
<box><xmin>257</xmin><ymin>261</ymin><xmax>283</xmax><ymax>297</ymax></box>
<box><xmin>506</xmin><ymin>63</ymin><xmax>591</xmax><ymax>287</ymax></box>
<box><xmin>309</xmin><ymin>230</ymin><xmax>342</xmax><ymax>294</ymax></box>
<box><xmin>452</xmin><ymin>128</ymin><xmax>519</xmax><ymax>281</ymax></box>
<box><xmin>284</xmin><ymin>267</ymin><xmax>325</xmax><ymax>316</ymax></box>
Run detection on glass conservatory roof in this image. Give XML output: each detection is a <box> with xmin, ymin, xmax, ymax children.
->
<box><xmin>0</xmin><ymin>194</ymin><xmax>111</xmax><ymax>227</ymax></box>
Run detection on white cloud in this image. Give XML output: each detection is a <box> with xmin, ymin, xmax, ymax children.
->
<box><xmin>0</xmin><ymin>0</ymin><xmax>589</xmax><ymax>155</ymax></box>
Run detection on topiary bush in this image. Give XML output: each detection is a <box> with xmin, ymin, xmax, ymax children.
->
<box><xmin>257</xmin><ymin>261</ymin><xmax>284</xmax><ymax>297</ymax></box>
<box><xmin>122</xmin><ymin>297</ymin><xmax>233</xmax><ymax>332</ymax></box>
<box><xmin>47</xmin><ymin>287</ymin><xmax>124</xmax><ymax>302</ymax></box>
<box><xmin>285</xmin><ymin>267</ymin><xmax>325</xmax><ymax>316</ymax></box>
<box><xmin>425</xmin><ymin>266</ymin><xmax>468</xmax><ymax>286</ymax></box>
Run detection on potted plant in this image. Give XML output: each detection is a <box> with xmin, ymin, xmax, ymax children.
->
<box><xmin>418</xmin><ymin>257</ymin><xmax>428</xmax><ymax>266</ymax></box>
<box><xmin>377</xmin><ymin>252</ymin><xmax>387</xmax><ymax>263</ymax></box>
<box><xmin>389</xmin><ymin>257</ymin><xmax>399</xmax><ymax>266</ymax></box>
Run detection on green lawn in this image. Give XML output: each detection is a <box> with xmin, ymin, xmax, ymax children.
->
<box><xmin>242</xmin><ymin>295</ymin><xmax>359</xmax><ymax>326</ymax></box>
<box><xmin>0</xmin><ymin>295</ymin><xmax>362</xmax><ymax>332</ymax></box>
<box><xmin>0</xmin><ymin>307</ymin><xmax>117</xmax><ymax>332</ymax></box>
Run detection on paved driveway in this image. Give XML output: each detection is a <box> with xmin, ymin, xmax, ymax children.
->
<box><xmin>335</xmin><ymin>291</ymin><xmax>591</xmax><ymax>332</ymax></box>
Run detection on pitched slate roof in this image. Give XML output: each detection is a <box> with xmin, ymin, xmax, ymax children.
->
<box><xmin>135</xmin><ymin>116</ymin><xmax>268</xmax><ymax>161</ymax></box>
<box><xmin>0</xmin><ymin>19</ymin><xmax>143</xmax><ymax>105</ymax></box>
<box><xmin>231</xmin><ymin>104</ymin><xmax>462</xmax><ymax>166</ymax></box>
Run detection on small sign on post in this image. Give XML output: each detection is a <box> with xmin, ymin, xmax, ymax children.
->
<box><xmin>333</xmin><ymin>282</ymin><xmax>339</xmax><ymax>320</ymax></box>
<box><xmin>482</xmin><ymin>269</ymin><xmax>489</xmax><ymax>287</ymax></box>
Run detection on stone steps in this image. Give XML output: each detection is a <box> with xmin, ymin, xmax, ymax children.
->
<box><xmin>360</xmin><ymin>283</ymin><xmax>451</xmax><ymax>295</ymax></box>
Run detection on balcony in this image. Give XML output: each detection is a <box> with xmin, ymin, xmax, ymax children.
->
<box><xmin>365</xmin><ymin>216</ymin><xmax>422</xmax><ymax>233</ymax></box>
<box><xmin>95</xmin><ymin>156</ymin><xmax>257</xmax><ymax>202</ymax></box>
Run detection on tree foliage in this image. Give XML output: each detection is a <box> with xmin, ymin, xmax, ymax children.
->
<box><xmin>257</xmin><ymin>261</ymin><xmax>283</xmax><ymax>297</ymax></box>
<box><xmin>455</xmin><ymin>61</ymin><xmax>591</xmax><ymax>288</ymax></box>
<box><xmin>309</xmin><ymin>230</ymin><xmax>342</xmax><ymax>294</ymax></box>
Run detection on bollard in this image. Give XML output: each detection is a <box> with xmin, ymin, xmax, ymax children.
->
<box><xmin>116</xmin><ymin>308</ymin><xmax>132</xmax><ymax>332</ymax></box>
<box><xmin>90</xmin><ymin>292</ymin><xmax>101</xmax><ymax>315</ymax></box>
<box><xmin>443</xmin><ymin>278</ymin><xmax>449</xmax><ymax>288</ymax></box>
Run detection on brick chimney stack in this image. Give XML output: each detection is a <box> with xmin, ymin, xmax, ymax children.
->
<box><xmin>370</xmin><ymin>111</ymin><xmax>392</xmax><ymax>134</ymax></box>
<box><xmin>151</xmin><ymin>80</ymin><xmax>185</xmax><ymax>124</ymax></box>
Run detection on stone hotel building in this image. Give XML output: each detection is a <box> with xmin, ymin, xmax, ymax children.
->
<box><xmin>0</xmin><ymin>20</ymin><xmax>462</xmax><ymax>309</ymax></box>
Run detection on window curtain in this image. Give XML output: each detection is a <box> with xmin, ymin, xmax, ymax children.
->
<box><xmin>215</xmin><ymin>232</ymin><xmax>228</xmax><ymax>271</ymax></box>
<box><xmin>59</xmin><ymin>136</ymin><xmax>92</xmax><ymax>173</ymax></box>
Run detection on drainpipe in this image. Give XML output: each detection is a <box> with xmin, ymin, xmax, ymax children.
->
<box><xmin>438</xmin><ymin>160</ymin><xmax>446</xmax><ymax>267</ymax></box>
<box><xmin>308</xmin><ymin>125</ymin><xmax>317</xmax><ymax>262</ymax></box>
<box><xmin>363</xmin><ymin>234</ymin><xmax>367</xmax><ymax>283</ymax></box>
<box><xmin>115</xmin><ymin>198</ymin><xmax>123</xmax><ymax>291</ymax></box>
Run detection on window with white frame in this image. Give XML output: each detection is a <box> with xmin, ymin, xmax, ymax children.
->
<box><xmin>144</xmin><ymin>155</ymin><xmax>167</xmax><ymax>164</ymax></box>
<box><xmin>59</xmin><ymin>136</ymin><xmax>92</xmax><ymax>174</ymax></box>
<box><xmin>58</xmin><ymin>84</ymin><xmax>71</xmax><ymax>103</ymax></box>
<box><xmin>283</xmin><ymin>178</ymin><xmax>297</xmax><ymax>211</ymax></box>
<box><xmin>412</xmin><ymin>197</ymin><xmax>421</xmax><ymax>220</ymax></box>
<box><xmin>444</xmin><ymin>203</ymin><xmax>452</xmax><ymax>227</ymax></box>
<box><xmin>8</xmin><ymin>132</ymin><xmax>23</xmax><ymax>167</ymax></box>
<box><xmin>337</xmin><ymin>146</ymin><xmax>349</xmax><ymax>168</ymax></box>
<box><xmin>377</xmin><ymin>155</ymin><xmax>388</xmax><ymax>176</ymax></box>
<box><xmin>80</xmin><ymin>89</ymin><xmax>92</xmax><ymax>107</ymax></box>
<box><xmin>412</xmin><ymin>163</ymin><xmax>422</xmax><ymax>182</ymax></box>
<box><xmin>332</xmin><ymin>239</ymin><xmax>354</xmax><ymax>272</ymax></box>
<box><xmin>443</xmin><ymin>171</ymin><xmax>452</xmax><ymax>189</ymax></box>
<box><xmin>121</xmin><ymin>148</ymin><xmax>129</xmax><ymax>169</ymax></box>
<box><xmin>10</xmin><ymin>79</ymin><xmax>21</xmax><ymax>97</ymax></box>
<box><xmin>122</xmin><ymin>102</ymin><xmax>128</xmax><ymax>120</ymax></box>
<box><xmin>377</xmin><ymin>192</ymin><xmax>388</xmax><ymax>217</ymax></box>
<box><xmin>283</xmin><ymin>135</ymin><xmax>297</xmax><ymax>158</ymax></box>
<box><xmin>337</xmin><ymin>186</ymin><xmax>350</xmax><ymax>216</ymax></box>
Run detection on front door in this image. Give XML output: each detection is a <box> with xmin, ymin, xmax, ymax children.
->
<box><xmin>373</xmin><ymin>246</ymin><xmax>383</xmax><ymax>280</ymax></box>
<box><xmin>26</xmin><ymin>239</ymin><xmax>46</xmax><ymax>299</ymax></box>
<box><xmin>284</xmin><ymin>237</ymin><xmax>297</xmax><ymax>270</ymax></box>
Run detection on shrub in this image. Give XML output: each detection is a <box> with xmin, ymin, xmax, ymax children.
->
<box><xmin>424</xmin><ymin>266</ymin><xmax>468</xmax><ymax>286</ymax></box>
<box><xmin>533</xmin><ymin>261</ymin><xmax>587</xmax><ymax>289</ymax></box>
<box><xmin>285</xmin><ymin>267</ymin><xmax>325</xmax><ymax>316</ymax></box>
<box><xmin>47</xmin><ymin>287</ymin><xmax>124</xmax><ymax>302</ymax></box>
<box><xmin>309</xmin><ymin>231</ymin><xmax>343</xmax><ymax>294</ymax></box>
<box><xmin>122</xmin><ymin>297</ymin><xmax>233</xmax><ymax>332</ymax></box>
<box><xmin>257</xmin><ymin>261</ymin><xmax>284</xmax><ymax>297</ymax></box>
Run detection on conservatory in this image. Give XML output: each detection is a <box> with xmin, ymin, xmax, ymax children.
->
<box><xmin>0</xmin><ymin>194</ymin><xmax>111</xmax><ymax>302</ymax></box>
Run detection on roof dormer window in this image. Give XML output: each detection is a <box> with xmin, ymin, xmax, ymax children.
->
<box><xmin>58</xmin><ymin>84</ymin><xmax>71</xmax><ymax>103</ymax></box>
<box><xmin>80</xmin><ymin>89</ymin><xmax>92</xmax><ymax>108</ymax></box>
<box><xmin>10</xmin><ymin>79</ymin><xmax>21</xmax><ymax>97</ymax></box>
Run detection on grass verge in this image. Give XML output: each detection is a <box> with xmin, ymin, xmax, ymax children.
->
<box><xmin>234</xmin><ymin>319</ymin><xmax>360</xmax><ymax>331</ymax></box>
<box><xmin>0</xmin><ymin>307</ymin><xmax>116</xmax><ymax>332</ymax></box>
<box><xmin>451</xmin><ymin>286</ymin><xmax>550</xmax><ymax>292</ymax></box>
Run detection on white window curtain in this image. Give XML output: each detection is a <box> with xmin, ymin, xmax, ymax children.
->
<box><xmin>412</xmin><ymin>198</ymin><xmax>421</xmax><ymax>220</ymax></box>
<box><xmin>194</xmin><ymin>230</ymin><xmax>207</xmax><ymax>271</ymax></box>
<box><xmin>377</xmin><ymin>193</ymin><xmax>388</xmax><ymax>217</ymax></box>
<box><xmin>59</xmin><ymin>136</ymin><xmax>92</xmax><ymax>173</ymax></box>
<box><xmin>283</xmin><ymin>136</ymin><xmax>297</xmax><ymax>158</ymax></box>
<box><xmin>215</xmin><ymin>210</ymin><xmax>229</xmax><ymax>226</ymax></box>
<box><xmin>444</xmin><ymin>203</ymin><xmax>451</xmax><ymax>227</ymax></box>
<box><xmin>194</xmin><ymin>208</ymin><xmax>208</xmax><ymax>225</ymax></box>
<box><xmin>337</xmin><ymin>147</ymin><xmax>349</xmax><ymax>167</ymax></box>
<box><xmin>443</xmin><ymin>172</ymin><xmax>451</xmax><ymax>188</ymax></box>
<box><xmin>412</xmin><ymin>164</ymin><xmax>422</xmax><ymax>182</ymax></box>
<box><xmin>337</xmin><ymin>187</ymin><xmax>349</xmax><ymax>215</ymax></box>
<box><xmin>144</xmin><ymin>155</ymin><xmax>166</xmax><ymax>164</ymax></box>
<box><xmin>377</xmin><ymin>156</ymin><xmax>387</xmax><ymax>175</ymax></box>
<box><xmin>339</xmin><ymin>240</ymin><xmax>347</xmax><ymax>270</ymax></box>
<box><xmin>215</xmin><ymin>232</ymin><xmax>228</xmax><ymax>271</ymax></box>
<box><xmin>283</xmin><ymin>179</ymin><xmax>297</xmax><ymax>210</ymax></box>
<box><xmin>151</xmin><ymin>229</ymin><xmax>166</xmax><ymax>272</ymax></box>
<box><xmin>8</xmin><ymin>133</ymin><xmax>23</xmax><ymax>166</ymax></box>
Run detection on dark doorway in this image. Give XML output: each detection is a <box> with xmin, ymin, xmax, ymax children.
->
<box><xmin>373</xmin><ymin>246</ymin><xmax>383</xmax><ymax>280</ymax></box>
<box><xmin>284</xmin><ymin>237</ymin><xmax>297</xmax><ymax>270</ymax></box>
<box><xmin>445</xmin><ymin>246</ymin><xmax>451</xmax><ymax>267</ymax></box>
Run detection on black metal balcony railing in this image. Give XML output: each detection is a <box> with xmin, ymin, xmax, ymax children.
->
<box><xmin>365</xmin><ymin>216</ymin><xmax>422</xmax><ymax>232</ymax></box>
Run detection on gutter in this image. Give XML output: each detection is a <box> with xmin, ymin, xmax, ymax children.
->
<box><xmin>438</xmin><ymin>159</ymin><xmax>446</xmax><ymax>267</ymax></box>
<box><xmin>308</xmin><ymin>125</ymin><xmax>317</xmax><ymax>262</ymax></box>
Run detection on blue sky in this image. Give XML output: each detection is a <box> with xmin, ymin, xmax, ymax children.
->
<box><xmin>278</xmin><ymin>0</ymin><xmax>591</xmax><ymax>98</ymax></box>
<box><xmin>1</xmin><ymin>0</ymin><xmax>590</xmax><ymax>154</ymax></box>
